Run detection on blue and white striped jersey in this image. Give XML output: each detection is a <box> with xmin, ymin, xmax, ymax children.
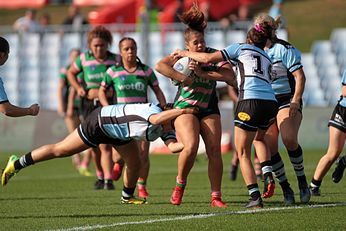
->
<box><xmin>0</xmin><ymin>77</ymin><xmax>8</xmax><ymax>103</ymax></box>
<box><xmin>265</xmin><ymin>39</ymin><xmax>303</xmax><ymax>95</ymax></box>
<box><xmin>221</xmin><ymin>43</ymin><xmax>276</xmax><ymax>101</ymax></box>
<box><xmin>340</xmin><ymin>69</ymin><xmax>346</xmax><ymax>107</ymax></box>
<box><xmin>99</xmin><ymin>103</ymin><xmax>175</xmax><ymax>142</ymax></box>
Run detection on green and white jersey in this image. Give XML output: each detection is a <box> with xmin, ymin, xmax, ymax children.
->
<box><xmin>101</xmin><ymin>63</ymin><xmax>159</xmax><ymax>104</ymax></box>
<box><xmin>174</xmin><ymin>47</ymin><xmax>227</xmax><ymax>109</ymax></box>
<box><xmin>73</xmin><ymin>51</ymin><xmax>121</xmax><ymax>90</ymax></box>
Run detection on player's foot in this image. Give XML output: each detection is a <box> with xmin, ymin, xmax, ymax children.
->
<box><xmin>332</xmin><ymin>157</ymin><xmax>346</xmax><ymax>183</ymax></box>
<box><xmin>211</xmin><ymin>197</ymin><xmax>228</xmax><ymax>208</ymax></box>
<box><xmin>283</xmin><ymin>186</ymin><xmax>295</xmax><ymax>205</ymax></box>
<box><xmin>299</xmin><ymin>185</ymin><xmax>311</xmax><ymax>203</ymax></box>
<box><xmin>1</xmin><ymin>155</ymin><xmax>19</xmax><ymax>186</ymax></box>
<box><xmin>309</xmin><ymin>186</ymin><xmax>321</xmax><ymax>196</ymax></box>
<box><xmin>93</xmin><ymin>179</ymin><xmax>104</xmax><ymax>190</ymax></box>
<box><xmin>170</xmin><ymin>186</ymin><xmax>185</xmax><ymax>205</ymax></box>
<box><xmin>121</xmin><ymin>196</ymin><xmax>148</xmax><ymax>205</ymax></box>
<box><xmin>78</xmin><ymin>166</ymin><xmax>93</xmax><ymax>177</ymax></box>
<box><xmin>245</xmin><ymin>197</ymin><xmax>263</xmax><ymax>209</ymax></box>
<box><xmin>112</xmin><ymin>163</ymin><xmax>123</xmax><ymax>181</ymax></box>
<box><xmin>262</xmin><ymin>177</ymin><xmax>275</xmax><ymax>198</ymax></box>
<box><xmin>138</xmin><ymin>187</ymin><xmax>149</xmax><ymax>198</ymax></box>
<box><xmin>104</xmin><ymin>179</ymin><xmax>115</xmax><ymax>190</ymax></box>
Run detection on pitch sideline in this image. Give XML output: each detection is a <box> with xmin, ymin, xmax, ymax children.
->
<box><xmin>48</xmin><ymin>202</ymin><xmax>346</xmax><ymax>231</ymax></box>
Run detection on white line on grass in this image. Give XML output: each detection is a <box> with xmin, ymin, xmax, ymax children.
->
<box><xmin>48</xmin><ymin>202</ymin><xmax>346</xmax><ymax>231</ymax></box>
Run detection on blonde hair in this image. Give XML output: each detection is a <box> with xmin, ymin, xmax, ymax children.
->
<box><xmin>253</xmin><ymin>13</ymin><xmax>281</xmax><ymax>40</ymax></box>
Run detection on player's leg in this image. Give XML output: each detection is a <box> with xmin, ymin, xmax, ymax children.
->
<box><xmin>2</xmin><ymin>129</ymin><xmax>89</xmax><ymax>186</ymax></box>
<box><xmin>265</xmin><ymin>120</ymin><xmax>295</xmax><ymax>205</ymax></box>
<box><xmin>170</xmin><ymin>114</ymin><xmax>200</xmax><ymax>205</ymax></box>
<box><xmin>277</xmin><ymin>108</ymin><xmax>310</xmax><ymax>203</ymax></box>
<box><xmin>113</xmin><ymin>140</ymin><xmax>147</xmax><ymax>204</ymax></box>
<box><xmin>200</xmin><ymin>114</ymin><xmax>227</xmax><ymax>208</ymax></box>
<box><xmin>137</xmin><ymin>140</ymin><xmax>150</xmax><ymax>198</ymax></box>
<box><xmin>310</xmin><ymin>126</ymin><xmax>345</xmax><ymax>195</ymax></box>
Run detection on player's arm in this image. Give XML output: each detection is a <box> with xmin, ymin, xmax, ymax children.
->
<box><xmin>172</xmin><ymin>49</ymin><xmax>223</xmax><ymax>64</ymax></box>
<box><xmin>148</xmin><ymin>107</ymin><xmax>198</xmax><ymax>125</ymax></box>
<box><xmin>151</xmin><ymin>85</ymin><xmax>166</xmax><ymax>108</ymax></box>
<box><xmin>291</xmin><ymin>67</ymin><xmax>306</xmax><ymax>117</ymax></box>
<box><xmin>191</xmin><ymin>61</ymin><xmax>236</xmax><ymax>86</ymax></box>
<box><xmin>155</xmin><ymin>55</ymin><xmax>193</xmax><ymax>85</ymax></box>
<box><xmin>98</xmin><ymin>85</ymin><xmax>111</xmax><ymax>106</ymax></box>
<box><xmin>0</xmin><ymin>102</ymin><xmax>39</xmax><ymax>117</ymax></box>
<box><xmin>67</xmin><ymin>65</ymin><xmax>85</xmax><ymax>97</ymax></box>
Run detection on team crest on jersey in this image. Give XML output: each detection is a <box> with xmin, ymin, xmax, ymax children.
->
<box><xmin>90</xmin><ymin>65</ymin><xmax>96</xmax><ymax>71</ymax></box>
<box><xmin>120</xmin><ymin>76</ymin><xmax>126</xmax><ymax>81</ymax></box>
<box><xmin>238</xmin><ymin>112</ymin><xmax>251</xmax><ymax>121</ymax></box>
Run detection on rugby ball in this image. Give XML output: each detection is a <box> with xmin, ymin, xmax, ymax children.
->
<box><xmin>172</xmin><ymin>57</ymin><xmax>192</xmax><ymax>85</ymax></box>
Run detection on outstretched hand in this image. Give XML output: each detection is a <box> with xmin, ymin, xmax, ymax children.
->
<box><xmin>29</xmin><ymin>104</ymin><xmax>40</xmax><ymax>116</ymax></box>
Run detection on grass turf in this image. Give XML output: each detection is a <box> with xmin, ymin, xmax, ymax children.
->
<box><xmin>0</xmin><ymin>149</ymin><xmax>345</xmax><ymax>230</ymax></box>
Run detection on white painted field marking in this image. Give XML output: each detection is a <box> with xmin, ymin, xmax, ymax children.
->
<box><xmin>48</xmin><ymin>202</ymin><xmax>346</xmax><ymax>231</ymax></box>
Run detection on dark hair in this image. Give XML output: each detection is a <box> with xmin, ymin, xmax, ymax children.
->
<box><xmin>178</xmin><ymin>4</ymin><xmax>207</xmax><ymax>42</ymax></box>
<box><xmin>118</xmin><ymin>37</ymin><xmax>137</xmax><ymax>51</ymax></box>
<box><xmin>87</xmin><ymin>25</ymin><xmax>113</xmax><ymax>48</ymax></box>
<box><xmin>246</xmin><ymin>22</ymin><xmax>273</xmax><ymax>49</ymax></box>
<box><xmin>0</xmin><ymin>37</ymin><xmax>9</xmax><ymax>53</ymax></box>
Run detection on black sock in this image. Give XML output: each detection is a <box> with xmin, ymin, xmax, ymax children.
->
<box><xmin>311</xmin><ymin>178</ymin><xmax>322</xmax><ymax>188</ymax></box>
<box><xmin>279</xmin><ymin>179</ymin><xmax>291</xmax><ymax>190</ymax></box>
<box><xmin>14</xmin><ymin>152</ymin><xmax>34</xmax><ymax>170</ymax></box>
<box><xmin>247</xmin><ymin>183</ymin><xmax>260</xmax><ymax>200</ymax></box>
<box><xmin>122</xmin><ymin>186</ymin><xmax>135</xmax><ymax>199</ymax></box>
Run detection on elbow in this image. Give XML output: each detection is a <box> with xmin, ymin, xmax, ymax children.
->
<box><xmin>155</xmin><ymin>63</ymin><xmax>163</xmax><ymax>74</ymax></box>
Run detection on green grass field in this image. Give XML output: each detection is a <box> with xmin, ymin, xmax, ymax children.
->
<box><xmin>0</xmin><ymin>149</ymin><xmax>345</xmax><ymax>230</ymax></box>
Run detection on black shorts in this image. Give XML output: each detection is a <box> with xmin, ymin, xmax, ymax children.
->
<box><xmin>77</xmin><ymin>107</ymin><xmax>132</xmax><ymax>147</ymax></box>
<box><xmin>328</xmin><ymin>103</ymin><xmax>346</xmax><ymax>133</ymax></box>
<box><xmin>195</xmin><ymin>89</ymin><xmax>220</xmax><ymax>120</ymax></box>
<box><xmin>234</xmin><ymin>99</ymin><xmax>278</xmax><ymax>131</ymax></box>
<box><xmin>276</xmin><ymin>94</ymin><xmax>303</xmax><ymax>112</ymax></box>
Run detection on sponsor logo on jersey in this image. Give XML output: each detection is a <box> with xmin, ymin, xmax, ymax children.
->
<box><xmin>118</xmin><ymin>82</ymin><xmax>145</xmax><ymax>92</ymax></box>
<box><xmin>238</xmin><ymin>112</ymin><xmax>251</xmax><ymax>121</ymax></box>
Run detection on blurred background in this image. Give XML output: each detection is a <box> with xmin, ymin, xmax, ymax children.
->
<box><xmin>0</xmin><ymin>0</ymin><xmax>345</xmax><ymax>151</ymax></box>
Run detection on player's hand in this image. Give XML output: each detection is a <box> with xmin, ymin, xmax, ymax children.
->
<box><xmin>171</xmin><ymin>49</ymin><xmax>185</xmax><ymax>59</ymax></box>
<box><xmin>77</xmin><ymin>87</ymin><xmax>86</xmax><ymax>97</ymax></box>
<box><xmin>182</xmin><ymin>107</ymin><xmax>199</xmax><ymax>114</ymax></box>
<box><xmin>29</xmin><ymin>104</ymin><xmax>40</xmax><ymax>116</ymax></box>
<box><xmin>289</xmin><ymin>101</ymin><xmax>300</xmax><ymax>117</ymax></box>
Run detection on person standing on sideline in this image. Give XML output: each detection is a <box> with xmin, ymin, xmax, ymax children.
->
<box><xmin>67</xmin><ymin>26</ymin><xmax>121</xmax><ymax>190</ymax></box>
<box><xmin>1</xmin><ymin>103</ymin><xmax>196</xmax><ymax>205</ymax></box>
<box><xmin>254</xmin><ymin>14</ymin><xmax>310</xmax><ymax>205</ymax></box>
<box><xmin>0</xmin><ymin>37</ymin><xmax>40</xmax><ymax>117</ymax></box>
<box><xmin>310</xmin><ymin>69</ymin><xmax>346</xmax><ymax>195</ymax></box>
<box><xmin>13</xmin><ymin>9</ymin><xmax>40</xmax><ymax>33</ymax></box>
<box><xmin>172</xmin><ymin>21</ymin><xmax>278</xmax><ymax>208</ymax></box>
<box><xmin>156</xmin><ymin>5</ymin><xmax>234</xmax><ymax>208</ymax></box>
<box><xmin>99</xmin><ymin>37</ymin><xmax>166</xmax><ymax>198</ymax></box>
<box><xmin>57</xmin><ymin>48</ymin><xmax>92</xmax><ymax>176</ymax></box>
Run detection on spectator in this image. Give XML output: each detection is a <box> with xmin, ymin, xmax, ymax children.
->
<box><xmin>13</xmin><ymin>9</ymin><xmax>40</xmax><ymax>33</ymax></box>
<box><xmin>62</xmin><ymin>5</ymin><xmax>88</xmax><ymax>31</ymax></box>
